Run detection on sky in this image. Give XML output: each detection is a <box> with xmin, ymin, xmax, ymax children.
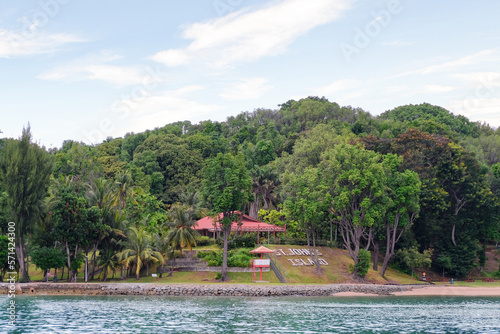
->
<box><xmin>1</xmin><ymin>0</ymin><xmax>500</xmax><ymax>148</ymax></box>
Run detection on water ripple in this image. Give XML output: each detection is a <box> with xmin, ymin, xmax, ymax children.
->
<box><xmin>1</xmin><ymin>295</ymin><xmax>500</xmax><ymax>333</ymax></box>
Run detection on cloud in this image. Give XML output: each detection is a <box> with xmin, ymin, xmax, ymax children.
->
<box><xmin>423</xmin><ymin>85</ymin><xmax>454</xmax><ymax>93</ymax></box>
<box><xmin>448</xmin><ymin>98</ymin><xmax>500</xmax><ymax>126</ymax></box>
<box><xmin>220</xmin><ymin>77</ymin><xmax>272</xmax><ymax>100</ymax></box>
<box><xmin>38</xmin><ymin>53</ymin><xmax>152</xmax><ymax>85</ymax></box>
<box><xmin>152</xmin><ymin>0</ymin><xmax>353</xmax><ymax>68</ymax></box>
<box><xmin>111</xmin><ymin>86</ymin><xmax>220</xmax><ymax>129</ymax></box>
<box><xmin>0</xmin><ymin>28</ymin><xmax>83</xmax><ymax>58</ymax></box>
<box><xmin>380</xmin><ymin>39</ymin><xmax>414</xmax><ymax>46</ymax></box>
<box><xmin>313</xmin><ymin>78</ymin><xmax>373</xmax><ymax>102</ymax></box>
<box><xmin>395</xmin><ymin>49</ymin><xmax>500</xmax><ymax>78</ymax></box>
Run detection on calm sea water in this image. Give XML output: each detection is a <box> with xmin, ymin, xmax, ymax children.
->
<box><xmin>1</xmin><ymin>295</ymin><xmax>500</xmax><ymax>333</ymax></box>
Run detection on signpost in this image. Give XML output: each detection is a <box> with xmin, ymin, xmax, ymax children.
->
<box><xmin>250</xmin><ymin>246</ymin><xmax>274</xmax><ymax>283</ymax></box>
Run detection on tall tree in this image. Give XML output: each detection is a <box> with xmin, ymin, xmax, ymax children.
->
<box><xmin>0</xmin><ymin>126</ymin><xmax>53</xmax><ymax>281</ymax></box>
<box><xmin>283</xmin><ymin>167</ymin><xmax>328</xmax><ymax>274</ymax></box>
<box><xmin>320</xmin><ymin>144</ymin><xmax>388</xmax><ymax>277</ymax></box>
<box><xmin>249</xmin><ymin>166</ymin><xmax>279</xmax><ymax>219</ymax></box>
<box><xmin>380</xmin><ymin>154</ymin><xmax>421</xmax><ymax>277</ymax></box>
<box><xmin>201</xmin><ymin>153</ymin><xmax>252</xmax><ymax>281</ymax></box>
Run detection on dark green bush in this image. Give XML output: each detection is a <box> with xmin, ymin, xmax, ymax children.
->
<box><xmin>197</xmin><ymin>236</ymin><xmax>214</xmax><ymax>246</ymax></box>
<box><xmin>355</xmin><ymin>249</ymin><xmax>371</xmax><ymax>278</ymax></box>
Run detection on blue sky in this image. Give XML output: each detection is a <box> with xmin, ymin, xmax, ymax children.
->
<box><xmin>1</xmin><ymin>0</ymin><xmax>500</xmax><ymax>148</ymax></box>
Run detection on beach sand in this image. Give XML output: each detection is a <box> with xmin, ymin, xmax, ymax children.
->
<box><xmin>392</xmin><ymin>285</ymin><xmax>500</xmax><ymax>297</ymax></box>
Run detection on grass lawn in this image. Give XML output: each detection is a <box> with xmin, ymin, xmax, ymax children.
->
<box><xmin>269</xmin><ymin>245</ymin><xmax>422</xmax><ymax>285</ymax></box>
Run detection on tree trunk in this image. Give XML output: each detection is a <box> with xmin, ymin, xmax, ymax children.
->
<box><xmin>306</xmin><ymin>226</ymin><xmax>322</xmax><ymax>275</ymax></box>
<box><xmin>372</xmin><ymin>239</ymin><xmax>379</xmax><ymax>271</ymax></box>
<box><xmin>90</xmin><ymin>244</ymin><xmax>98</xmax><ymax>280</ymax></box>
<box><xmin>102</xmin><ymin>267</ymin><xmax>108</xmax><ymax>281</ymax></box>
<box><xmin>330</xmin><ymin>221</ymin><xmax>333</xmax><ymax>243</ymax></box>
<box><xmin>71</xmin><ymin>271</ymin><xmax>78</xmax><ymax>282</ymax></box>
<box><xmin>16</xmin><ymin>235</ymin><xmax>31</xmax><ymax>282</ymax></box>
<box><xmin>249</xmin><ymin>196</ymin><xmax>259</xmax><ymax>219</ymax></box>
<box><xmin>451</xmin><ymin>223</ymin><xmax>457</xmax><ymax>247</ymax></box>
<box><xmin>65</xmin><ymin>241</ymin><xmax>72</xmax><ymax>279</ymax></box>
<box><xmin>136</xmin><ymin>256</ymin><xmax>141</xmax><ymax>280</ymax></box>
<box><xmin>42</xmin><ymin>269</ymin><xmax>49</xmax><ymax>282</ymax></box>
<box><xmin>380</xmin><ymin>224</ymin><xmax>394</xmax><ymax>277</ymax></box>
<box><xmin>221</xmin><ymin>226</ymin><xmax>230</xmax><ymax>281</ymax></box>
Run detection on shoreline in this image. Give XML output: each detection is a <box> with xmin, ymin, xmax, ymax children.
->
<box><xmin>2</xmin><ymin>282</ymin><xmax>500</xmax><ymax>297</ymax></box>
<box><xmin>1</xmin><ymin>282</ymin><xmax>416</xmax><ymax>297</ymax></box>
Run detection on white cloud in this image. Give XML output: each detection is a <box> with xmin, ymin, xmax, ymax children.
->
<box><xmin>111</xmin><ymin>86</ymin><xmax>220</xmax><ymax>130</ymax></box>
<box><xmin>0</xmin><ymin>28</ymin><xmax>83</xmax><ymax>58</ymax></box>
<box><xmin>38</xmin><ymin>53</ymin><xmax>152</xmax><ymax>85</ymax></box>
<box><xmin>395</xmin><ymin>49</ymin><xmax>500</xmax><ymax>78</ymax></box>
<box><xmin>448</xmin><ymin>98</ymin><xmax>500</xmax><ymax>126</ymax></box>
<box><xmin>220</xmin><ymin>77</ymin><xmax>272</xmax><ymax>100</ymax></box>
<box><xmin>423</xmin><ymin>85</ymin><xmax>454</xmax><ymax>93</ymax></box>
<box><xmin>152</xmin><ymin>0</ymin><xmax>353</xmax><ymax>68</ymax></box>
<box><xmin>380</xmin><ymin>39</ymin><xmax>414</xmax><ymax>46</ymax></box>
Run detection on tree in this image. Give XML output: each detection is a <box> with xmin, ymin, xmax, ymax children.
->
<box><xmin>0</xmin><ymin>235</ymin><xmax>9</xmax><ymax>281</ymax></box>
<box><xmin>51</xmin><ymin>185</ymin><xmax>104</xmax><ymax>282</ymax></box>
<box><xmin>380</xmin><ymin>154</ymin><xmax>421</xmax><ymax>277</ymax></box>
<box><xmin>0</xmin><ymin>126</ymin><xmax>53</xmax><ymax>281</ymax></box>
<box><xmin>201</xmin><ymin>153</ymin><xmax>252</xmax><ymax>281</ymax></box>
<box><xmin>166</xmin><ymin>203</ymin><xmax>200</xmax><ymax>252</ymax></box>
<box><xmin>396</xmin><ymin>246</ymin><xmax>432</xmax><ymax>279</ymax></box>
<box><xmin>249</xmin><ymin>166</ymin><xmax>279</xmax><ymax>219</ymax></box>
<box><xmin>493</xmin><ymin>163</ymin><xmax>500</xmax><ymax>178</ymax></box>
<box><xmin>30</xmin><ymin>247</ymin><xmax>65</xmax><ymax>282</ymax></box>
<box><xmin>283</xmin><ymin>167</ymin><xmax>328</xmax><ymax>274</ymax></box>
<box><xmin>354</xmin><ymin>249</ymin><xmax>371</xmax><ymax>278</ymax></box>
<box><xmin>320</xmin><ymin>144</ymin><xmax>388</xmax><ymax>277</ymax></box>
<box><xmin>116</xmin><ymin>226</ymin><xmax>164</xmax><ymax>280</ymax></box>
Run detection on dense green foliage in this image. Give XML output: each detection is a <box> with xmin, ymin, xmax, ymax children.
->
<box><xmin>1</xmin><ymin>98</ymin><xmax>500</xmax><ymax>280</ymax></box>
<box><xmin>355</xmin><ymin>249</ymin><xmax>371</xmax><ymax>278</ymax></box>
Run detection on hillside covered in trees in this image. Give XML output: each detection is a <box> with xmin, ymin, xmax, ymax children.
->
<box><xmin>1</xmin><ymin>97</ymin><xmax>500</xmax><ymax>281</ymax></box>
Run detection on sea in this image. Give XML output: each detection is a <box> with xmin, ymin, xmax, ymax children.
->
<box><xmin>1</xmin><ymin>295</ymin><xmax>500</xmax><ymax>333</ymax></box>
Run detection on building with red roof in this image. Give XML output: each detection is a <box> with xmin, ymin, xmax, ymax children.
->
<box><xmin>195</xmin><ymin>211</ymin><xmax>286</xmax><ymax>240</ymax></box>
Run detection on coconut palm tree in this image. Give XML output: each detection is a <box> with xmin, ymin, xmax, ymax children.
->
<box><xmin>153</xmin><ymin>225</ymin><xmax>174</xmax><ymax>277</ymax></box>
<box><xmin>115</xmin><ymin>226</ymin><xmax>164</xmax><ymax>280</ymax></box>
<box><xmin>96</xmin><ymin>246</ymin><xmax>119</xmax><ymax>281</ymax></box>
<box><xmin>86</xmin><ymin>177</ymin><xmax>115</xmax><ymax>212</ymax></box>
<box><xmin>114</xmin><ymin>171</ymin><xmax>139</xmax><ymax>210</ymax></box>
<box><xmin>166</xmin><ymin>203</ymin><xmax>200</xmax><ymax>252</ymax></box>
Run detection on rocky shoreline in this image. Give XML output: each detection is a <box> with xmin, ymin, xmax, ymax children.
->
<box><xmin>0</xmin><ymin>282</ymin><xmax>420</xmax><ymax>297</ymax></box>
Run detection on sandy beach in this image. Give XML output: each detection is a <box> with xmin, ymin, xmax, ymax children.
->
<box><xmin>392</xmin><ymin>285</ymin><xmax>500</xmax><ymax>297</ymax></box>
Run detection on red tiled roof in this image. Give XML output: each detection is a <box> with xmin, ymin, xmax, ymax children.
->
<box><xmin>195</xmin><ymin>211</ymin><xmax>286</xmax><ymax>233</ymax></box>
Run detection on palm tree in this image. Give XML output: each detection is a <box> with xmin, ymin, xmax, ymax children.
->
<box><xmin>96</xmin><ymin>246</ymin><xmax>119</xmax><ymax>281</ymax></box>
<box><xmin>249</xmin><ymin>166</ymin><xmax>280</xmax><ymax>219</ymax></box>
<box><xmin>166</xmin><ymin>203</ymin><xmax>200</xmax><ymax>252</ymax></box>
<box><xmin>114</xmin><ymin>171</ymin><xmax>139</xmax><ymax>210</ymax></box>
<box><xmin>86</xmin><ymin>177</ymin><xmax>114</xmax><ymax>212</ymax></box>
<box><xmin>153</xmin><ymin>225</ymin><xmax>174</xmax><ymax>277</ymax></box>
<box><xmin>115</xmin><ymin>226</ymin><xmax>164</xmax><ymax>280</ymax></box>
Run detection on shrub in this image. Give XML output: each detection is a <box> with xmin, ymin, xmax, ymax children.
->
<box><xmin>227</xmin><ymin>234</ymin><xmax>257</xmax><ymax>249</ymax></box>
<box><xmin>196</xmin><ymin>249</ymin><xmax>254</xmax><ymax>267</ymax></box>
<box><xmin>355</xmin><ymin>249</ymin><xmax>371</xmax><ymax>278</ymax></box>
<box><xmin>197</xmin><ymin>236</ymin><xmax>214</xmax><ymax>247</ymax></box>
